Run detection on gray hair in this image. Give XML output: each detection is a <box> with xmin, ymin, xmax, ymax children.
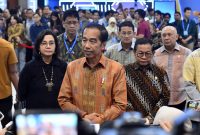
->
<box><xmin>161</xmin><ymin>26</ymin><xmax>177</xmax><ymax>35</ymax></box>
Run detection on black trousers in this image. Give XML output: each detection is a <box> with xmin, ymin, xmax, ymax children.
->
<box><xmin>0</xmin><ymin>95</ymin><xmax>12</xmax><ymax>128</ymax></box>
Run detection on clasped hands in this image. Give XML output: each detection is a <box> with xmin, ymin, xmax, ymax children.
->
<box><xmin>83</xmin><ymin>113</ymin><xmax>104</xmax><ymax>124</ymax></box>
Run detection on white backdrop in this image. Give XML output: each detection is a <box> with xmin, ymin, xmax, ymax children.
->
<box><xmin>0</xmin><ymin>0</ymin><xmax>7</xmax><ymax>10</ymax></box>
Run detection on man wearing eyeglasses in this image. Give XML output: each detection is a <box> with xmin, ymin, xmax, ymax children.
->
<box><xmin>125</xmin><ymin>38</ymin><xmax>170</xmax><ymax>124</ymax></box>
<box><xmin>57</xmin><ymin>10</ymin><xmax>84</xmax><ymax>63</ymax></box>
<box><xmin>104</xmin><ymin>21</ymin><xmax>136</xmax><ymax>65</ymax></box>
<box><xmin>154</xmin><ymin>26</ymin><xmax>191</xmax><ymax>111</ymax></box>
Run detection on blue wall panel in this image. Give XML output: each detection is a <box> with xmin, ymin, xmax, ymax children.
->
<box><xmin>48</xmin><ymin>0</ymin><xmax>59</xmax><ymax>10</ymax></box>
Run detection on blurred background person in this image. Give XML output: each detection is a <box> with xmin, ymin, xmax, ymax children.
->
<box><xmin>134</xmin><ymin>9</ymin><xmax>151</xmax><ymax>39</ymax></box>
<box><xmin>163</xmin><ymin>13</ymin><xmax>171</xmax><ymax>26</ymax></box>
<box><xmin>177</xmin><ymin>7</ymin><xmax>197</xmax><ymax>50</ymax></box>
<box><xmin>79</xmin><ymin>10</ymin><xmax>91</xmax><ymax>33</ymax></box>
<box><xmin>117</xmin><ymin>11</ymin><xmax>125</xmax><ymax>26</ymax></box>
<box><xmin>99</xmin><ymin>10</ymin><xmax>112</xmax><ymax>27</ymax></box>
<box><xmin>112</xmin><ymin>11</ymin><xmax>119</xmax><ymax>23</ymax></box>
<box><xmin>123</xmin><ymin>8</ymin><xmax>129</xmax><ymax>19</ymax></box>
<box><xmin>36</xmin><ymin>8</ymin><xmax>43</xmax><ymax>17</ymax></box>
<box><xmin>129</xmin><ymin>7</ymin><xmax>135</xmax><ymax>20</ymax></box>
<box><xmin>0</xmin><ymin>18</ymin><xmax>6</xmax><ymax>39</ymax></box>
<box><xmin>2</xmin><ymin>9</ymin><xmax>11</xmax><ymax>40</ymax></box>
<box><xmin>20</xmin><ymin>8</ymin><xmax>27</xmax><ymax>22</ymax></box>
<box><xmin>30</xmin><ymin>13</ymin><xmax>49</xmax><ymax>45</ymax></box>
<box><xmin>50</xmin><ymin>11</ymin><xmax>64</xmax><ymax>36</ymax></box>
<box><xmin>23</xmin><ymin>8</ymin><xmax>34</xmax><ymax>40</ymax></box>
<box><xmin>170</xmin><ymin>11</ymin><xmax>182</xmax><ymax>29</ymax></box>
<box><xmin>106</xmin><ymin>17</ymin><xmax>119</xmax><ymax>48</ymax></box>
<box><xmin>41</xmin><ymin>6</ymin><xmax>51</xmax><ymax>26</ymax></box>
<box><xmin>146</xmin><ymin>7</ymin><xmax>154</xmax><ymax>23</ymax></box>
<box><xmin>151</xmin><ymin>10</ymin><xmax>167</xmax><ymax>51</ymax></box>
<box><xmin>91</xmin><ymin>10</ymin><xmax>100</xmax><ymax>24</ymax></box>
<box><xmin>23</xmin><ymin>8</ymin><xmax>34</xmax><ymax>62</ymax></box>
<box><xmin>7</xmin><ymin>15</ymin><xmax>26</xmax><ymax>72</ymax></box>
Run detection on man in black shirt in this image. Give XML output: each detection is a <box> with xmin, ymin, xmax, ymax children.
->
<box><xmin>177</xmin><ymin>7</ymin><xmax>197</xmax><ymax>50</ymax></box>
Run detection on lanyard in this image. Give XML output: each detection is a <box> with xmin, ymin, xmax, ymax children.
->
<box><xmin>155</xmin><ymin>21</ymin><xmax>162</xmax><ymax>29</ymax></box>
<box><xmin>63</xmin><ymin>32</ymin><xmax>78</xmax><ymax>54</ymax></box>
<box><xmin>198</xmin><ymin>24</ymin><xmax>200</xmax><ymax>39</ymax></box>
<box><xmin>182</xmin><ymin>19</ymin><xmax>190</xmax><ymax>32</ymax></box>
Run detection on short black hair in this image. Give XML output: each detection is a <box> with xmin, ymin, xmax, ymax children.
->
<box><xmin>26</xmin><ymin>8</ymin><xmax>33</xmax><ymax>13</ymax></box>
<box><xmin>36</xmin><ymin>8</ymin><xmax>42</xmax><ymax>14</ymax></box>
<box><xmin>105</xmin><ymin>10</ymin><xmax>111</xmax><ymax>17</ymax></box>
<box><xmin>164</xmin><ymin>13</ymin><xmax>171</xmax><ymax>18</ymax></box>
<box><xmin>83</xmin><ymin>23</ymin><xmax>108</xmax><ymax>43</ymax></box>
<box><xmin>147</xmin><ymin>7</ymin><xmax>154</xmax><ymax>12</ymax></box>
<box><xmin>124</xmin><ymin>8</ymin><xmax>128</xmax><ymax>11</ymax></box>
<box><xmin>113</xmin><ymin>11</ymin><xmax>119</xmax><ymax>15</ymax></box>
<box><xmin>92</xmin><ymin>10</ymin><xmax>99</xmax><ymax>15</ymax></box>
<box><xmin>184</xmin><ymin>7</ymin><xmax>192</xmax><ymax>13</ymax></box>
<box><xmin>42</xmin><ymin>5</ymin><xmax>50</xmax><ymax>10</ymax></box>
<box><xmin>155</xmin><ymin>10</ymin><xmax>162</xmax><ymax>16</ymax></box>
<box><xmin>34</xmin><ymin>29</ymin><xmax>59</xmax><ymax>59</ymax></box>
<box><xmin>10</xmin><ymin>15</ymin><xmax>21</xmax><ymax>23</ymax></box>
<box><xmin>54</xmin><ymin>6</ymin><xmax>59</xmax><ymax>10</ymax></box>
<box><xmin>119</xmin><ymin>21</ymin><xmax>134</xmax><ymax>32</ymax></box>
<box><xmin>63</xmin><ymin>9</ymin><xmax>79</xmax><ymax>21</ymax></box>
<box><xmin>135</xmin><ymin>9</ymin><xmax>146</xmax><ymax>18</ymax></box>
<box><xmin>134</xmin><ymin>38</ymin><xmax>153</xmax><ymax>52</ymax></box>
<box><xmin>33</xmin><ymin>13</ymin><xmax>41</xmax><ymax>17</ymax></box>
<box><xmin>175</xmin><ymin>11</ymin><xmax>181</xmax><ymax>16</ymax></box>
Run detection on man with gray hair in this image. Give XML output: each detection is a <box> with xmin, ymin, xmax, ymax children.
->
<box><xmin>154</xmin><ymin>26</ymin><xmax>191</xmax><ymax>110</ymax></box>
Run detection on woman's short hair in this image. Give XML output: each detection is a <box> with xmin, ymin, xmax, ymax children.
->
<box><xmin>34</xmin><ymin>29</ymin><xmax>59</xmax><ymax>59</ymax></box>
<box><xmin>10</xmin><ymin>15</ymin><xmax>21</xmax><ymax>23</ymax></box>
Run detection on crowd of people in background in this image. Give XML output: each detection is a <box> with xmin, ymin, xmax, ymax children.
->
<box><xmin>0</xmin><ymin>4</ymin><xmax>200</xmax><ymax>133</ymax></box>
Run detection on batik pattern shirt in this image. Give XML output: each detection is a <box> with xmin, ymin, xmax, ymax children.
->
<box><xmin>58</xmin><ymin>55</ymin><xmax>127</xmax><ymax>122</ymax></box>
<box><xmin>57</xmin><ymin>33</ymin><xmax>84</xmax><ymax>63</ymax></box>
<box><xmin>125</xmin><ymin>63</ymin><xmax>170</xmax><ymax>118</ymax></box>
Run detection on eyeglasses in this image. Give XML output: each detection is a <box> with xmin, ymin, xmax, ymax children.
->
<box><xmin>121</xmin><ymin>31</ymin><xmax>133</xmax><ymax>36</ymax></box>
<box><xmin>63</xmin><ymin>21</ymin><xmax>79</xmax><ymax>25</ymax></box>
<box><xmin>40</xmin><ymin>41</ymin><xmax>55</xmax><ymax>47</ymax></box>
<box><xmin>136</xmin><ymin>52</ymin><xmax>152</xmax><ymax>58</ymax></box>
